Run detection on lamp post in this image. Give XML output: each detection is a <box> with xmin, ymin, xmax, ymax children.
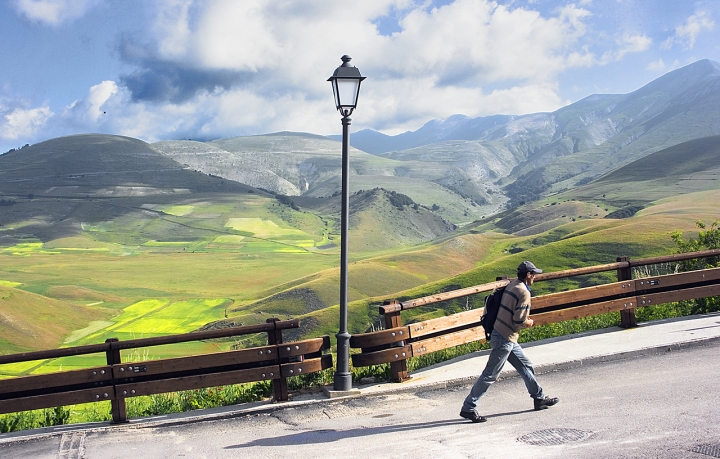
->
<box><xmin>328</xmin><ymin>55</ymin><xmax>365</xmax><ymax>392</ymax></box>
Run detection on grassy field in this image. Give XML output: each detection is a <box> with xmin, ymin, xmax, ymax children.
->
<box><xmin>3</xmin><ymin>189</ymin><xmax>717</xmax><ymax>347</ymax></box>
<box><xmin>288</xmin><ymin>189</ymin><xmax>720</xmax><ymax>336</ymax></box>
<box><xmin>1</xmin><ymin>150</ymin><xmax>719</xmax><ymax>376</ymax></box>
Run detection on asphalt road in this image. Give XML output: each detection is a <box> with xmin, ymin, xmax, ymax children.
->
<box><xmin>2</xmin><ymin>340</ymin><xmax>720</xmax><ymax>459</ymax></box>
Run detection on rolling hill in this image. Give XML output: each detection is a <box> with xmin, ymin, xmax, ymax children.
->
<box><xmin>0</xmin><ymin>285</ymin><xmax>114</xmax><ymax>354</ymax></box>
<box><xmin>0</xmin><ymin>134</ymin><xmax>251</xmax><ymax>196</ymax></box>
<box><xmin>0</xmin><ymin>134</ymin><xmax>268</xmax><ymax>246</ymax></box>
<box><xmin>212</xmin><ymin>134</ymin><xmax>720</xmax><ymax>339</ymax></box>
<box><xmin>2</xmin><ymin>62</ymin><xmax>720</xmax><ymax>357</ymax></box>
<box><xmin>0</xmin><ymin>134</ymin><xmax>458</xmax><ymax>252</ymax></box>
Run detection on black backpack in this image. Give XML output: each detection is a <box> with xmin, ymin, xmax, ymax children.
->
<box><xmin>479</xmin><ymin>286</ymin><xmax>506</xmax><ymax>340</ymax></box>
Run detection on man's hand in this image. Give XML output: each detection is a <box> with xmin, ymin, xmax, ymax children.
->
<box><xmin>525</xmin><ymin>318</ymin><xmax>534</xmax><ymax>327</ymax></box>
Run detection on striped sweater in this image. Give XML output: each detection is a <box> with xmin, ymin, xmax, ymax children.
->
<box><xmin>493</xmin><ymin>278</ymin><xmax>532</xmax><ymax>343</ymax></box>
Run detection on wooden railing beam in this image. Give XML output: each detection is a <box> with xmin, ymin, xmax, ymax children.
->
<box><xmin>0</xmin><ymin>321</ymin><xmax>331</xmax><ymax>420</ymax></box>
<box><xmin>357</xmin><ymin>251</ymin><xmax>720</xmax><ymax>376</ymax></box>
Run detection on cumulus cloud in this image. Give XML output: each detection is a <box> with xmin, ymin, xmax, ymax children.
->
<box><xmin>598</xmin><ymin>32</ymin><xmax>651</xmax><ymax>64</ymax></box>
<box><xmin>12</xmin><ymin>0</ymin><xmax>100</xmax><ymax>26</ymax></box>
<box><xmin>663</xmin><ymin>11</ymin><xmax>715</xmax><ymax>50</ymax></box>
<box><xmin>1</xmin><ymin>105</ymin><xmax>53</xmax><ymax>141</ymax></box>
<box><xmin>63</xmin><ymin>80</ymin><xmax>118</xmax><ymax>122</ymax></box>
<box><xmin>107</xmin><ymin>0</ymin><xmax>598</xmax><ymax>139</ymax></box>
<box><xmin>152</xmin><ymin>0</ymin><xmax>194</xmax><ymax>58</ymax></box>
<box><xmin>6</xmin><ymin>0</ymin><xmax>650</xmax><ymax>150</ymax></box>
<box><xmin>119</xmin><ymin>59</ymin><xmax>253</xmax><ymax>104</ymax></box>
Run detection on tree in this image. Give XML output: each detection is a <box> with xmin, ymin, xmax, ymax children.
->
<box><xmin>671</xmin><ymin>220</ymin><xmax>720</xmax><ymax>270</ymax></box>
<box><xmin>275</xmin><ymin>194</ymin><xmax>299</xmax><ymax>211</ymax></box>
<box><xmin>670</xmin><ymin>220</ymin><xmax>720</xmax><ymax>313</ymax></box>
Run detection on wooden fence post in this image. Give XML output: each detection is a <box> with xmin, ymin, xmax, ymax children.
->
<box><xmin>105</xmin><ymin>338</ymin><xmax>128</xmax><ymax>423</ymax></box>
<box><xmin>266</xmin><ymin>318</ymin><xmax>289</xmax><ymax>401</ymax></box>
<box><xmin>616</xmin><ymin>256</ymin><xmax>637</xmax><ymax>328</ymax></box>
<box><xmin>383</xmin><ymin>300</ymin><xmax>410</xmax><ymax>382</ymax></box>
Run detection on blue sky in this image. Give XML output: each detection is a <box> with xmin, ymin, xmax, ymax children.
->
<box><xmin>1</xmin><ymin>0</ymin><xmax>719</xmax><ymax>152</ymax></box>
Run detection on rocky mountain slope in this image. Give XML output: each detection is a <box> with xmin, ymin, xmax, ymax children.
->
<box><xmin>352</xmin><ymin>59</ymin><xmax>720</xmax><ymax>205</ymax></box>
<box><xmin>153</xmin><ymin>133</ymin><xmax>503</xmax><ymax>225</ymax></box>
<box><xmin>153</xmin><ymin>59</ymin><xmax>720</xmax><ymax>218</ymax></box>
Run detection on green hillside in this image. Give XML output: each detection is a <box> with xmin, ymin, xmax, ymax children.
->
<box><xmin>577</xmin><ymin>134</ymin><xmax>720</xmax><ymax>202</ymax></box>
<box><xmin>289</xmin><ymin>189</ymin><xmax>720</xmax><ymax>339</ymax></box>
<box><xmin>0</xmin><ymin>285</ymin><xmax>114</xmax><ymax>355</ymax></box>
<box><xmin>470</xmin><ymin>135</ymin><xmax>720</xmax><ymax>236</ymax></box>
<box><xmin>0</xmin><ymin>134</ymin><xmax>251</xmax><ymax>196</ymax></box>
<box><xmin>225</xmin><ymin>135</ymin><xmax>720</xmax><ymax>340</ymax></box>
<box><xmin>2</xmin><ymin>116</ymin><xmax>720</xmax><ymax>372</ymax></box>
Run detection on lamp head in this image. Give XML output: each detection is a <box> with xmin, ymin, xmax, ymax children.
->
<box><xmin>328</xmin><ymin>55</ymin><xmax>366</xmax><ymax>117</ymax></box>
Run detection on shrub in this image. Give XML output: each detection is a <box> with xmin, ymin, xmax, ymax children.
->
<box><xmin>671</xmin><ymin>219</ymin><xmax>720</xmax><ymax>313</ymax></box>
<box><xmin>0</xmin><ymin>407</ymin><xmax>70</xmax><ymax>433</ymax></box>
<box><xmin>387</xmin><ymin>191</ymin><xmax>415</xmax><ymax>209</ymax></box>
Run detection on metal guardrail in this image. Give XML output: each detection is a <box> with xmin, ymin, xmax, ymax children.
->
<box><xmin>352</xmin><ymin>250</ymin><xmax>720</xmax><ymax>382</ymax></box>
<box><xmin>0</xmin><ymin>318</ymin><xmax>333</xmax><ymax>423</ymax></box>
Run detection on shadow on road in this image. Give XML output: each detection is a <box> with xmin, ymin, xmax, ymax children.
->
<box><xmin>226</xmin><ymin>407</ymin><xmax>536</xmax><ymax>449</ymax></box>
<box><xmin>225</xmin><ymin>419</ymin><xmax>465</xmax><ymax>448</ymax></box>
<box><xmin>484</xmin><ymin>409</ymin><xmax>534</xmax><ymax>419</ymax></box>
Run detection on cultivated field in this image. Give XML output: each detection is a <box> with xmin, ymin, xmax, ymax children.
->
<box><xmin>1</xmin><ymin>134</ymin><xmax>719</xmax><ymax>376</ymax></box>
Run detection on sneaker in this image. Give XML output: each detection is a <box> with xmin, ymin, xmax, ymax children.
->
<box><xmin>460</xmin><ymin>410</ymin><xmax>487</xmax><ymax>423</ymax></box>
<box><xmin>534</xmin><ymin>396</ymin><xmax>559</xmax><ymax>411</ymax></box>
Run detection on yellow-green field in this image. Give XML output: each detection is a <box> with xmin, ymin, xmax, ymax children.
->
<box><xmin>0</xmin><ymin>298</ymin><xmax>231</xmax><ymax>376</ymax></box>
<box><xmin>0</xmin><ymin>189</ymin><xmax>718</xmax><ymax>379</ymax></box>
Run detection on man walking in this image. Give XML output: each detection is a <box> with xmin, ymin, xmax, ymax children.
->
<box><xmin>459</xmin><ymin>260</ymin><xmax>559</xmax><ymax>423</ymax></box>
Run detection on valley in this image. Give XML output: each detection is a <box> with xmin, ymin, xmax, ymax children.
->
<box><xmin>1</xmin><ymin>60</ymin><xmax>720</xmax><ymax>377</ymax></box>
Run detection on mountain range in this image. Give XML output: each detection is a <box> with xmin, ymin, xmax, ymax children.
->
<box><xmin>347</xmin><ymin>59</ymin><xmax>720</xmax><ymax>205</ymax></box>
<box><xmin>155</xmin><ymin>59</ymin><xmax>720</xmax><ymax>214</ymax></box>
<box><xmin>1</xmin><ymin>59</ymin><xmax>720</xmax><ymax>241</ymax></box>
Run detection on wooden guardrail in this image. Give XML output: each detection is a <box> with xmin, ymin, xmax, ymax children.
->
<box><xmin>351</xmin><ymin>250</ymin><xmax>720</xmax><ymax>382</ymax></box>
<box><xmin>0</xmin><ymin>318</ymin><xmax>332</xmax><ymax>423</ymax></box>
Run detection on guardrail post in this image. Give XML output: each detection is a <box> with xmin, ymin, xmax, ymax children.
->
<box><xmin>383</xmin><ymin>300</ymin><xmax>410</xmax><ymax>382</ymax></box>
<box><xmin>105</xmin><ymin>338</ymin><xmax>128</xmax><ymax>423</ymax></box>
<box><xmin>266</xmin><ymin>318</ymin><xmax>289</xmax><ymax>401</ymax></box>
<box><xmin>616</xmin><ymin>256</ymin><xmax>637</xmax><ymax>328</ymax></box>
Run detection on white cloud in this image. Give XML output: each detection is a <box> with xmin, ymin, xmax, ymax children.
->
<box><xmin>616</xmin><ymin>33</ymin><xmax>651</xmax><ymax>58</ymax></box>
<box><xmin>3</xmin><ymin>0</ymin><xmax>617</xmax><ymax>148</ymax></box>
<box><xmin>646</xmin><ymin>59</ymin><xmax>665</xmax><ymax>71</ymax></box>
<box><xmin>663</xmin><ymin>11</ymin><xmax>715</xmax><ymax>50</ymax></box>
<box><xmin>71</xmin><ymin>81</ymin><xmax>119</xmax><ymax>122</ymax></box>
<box><xmin>152</xmin><ymin>0</ymin><xmax>194</xmax><ymax>59</ymax></box>
<box><xmin>369</xmin><ymin>1</ymin><xmax>592</xmax><ymax>83</ymax></box>
<box><xmin>117</xmin><ymin>0</ymin><xmax>596</xmax><ymax>138</ymax></box>
<box><xmin>1</xmin><ymin>106</ymin><xmax>53</xmax><ymax>140</ymax></box>
<box><xmin>598</xmin><ymin>32</ymin><xmax>651</xmax><ymax>64</ymax></box>
<box><xmin>165</xmin><ymin>0</ymin><xmax>595</xmax><ymax>87</ymax></box>
<box><xmin>12</xmin><ymin>0</ymin><xmax>100</xmax><ymax>26</ymax></box>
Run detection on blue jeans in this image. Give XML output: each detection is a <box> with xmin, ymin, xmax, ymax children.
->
<box><xmin>462</xmin><ymin>329</ymin><xmax>544</xmax><ymax>412</ymax></box>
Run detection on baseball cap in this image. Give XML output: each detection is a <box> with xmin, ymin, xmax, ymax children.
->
<box><xmin>518</xmin><ymin>260</ymin><xmax>542</xmax><ymax>274</ymax></box>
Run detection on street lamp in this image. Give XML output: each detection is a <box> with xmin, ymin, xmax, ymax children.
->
<box><xmin>328</xmin><ymin>55</ymin><xmax>365</xmax><ymax>392</ymax></box>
